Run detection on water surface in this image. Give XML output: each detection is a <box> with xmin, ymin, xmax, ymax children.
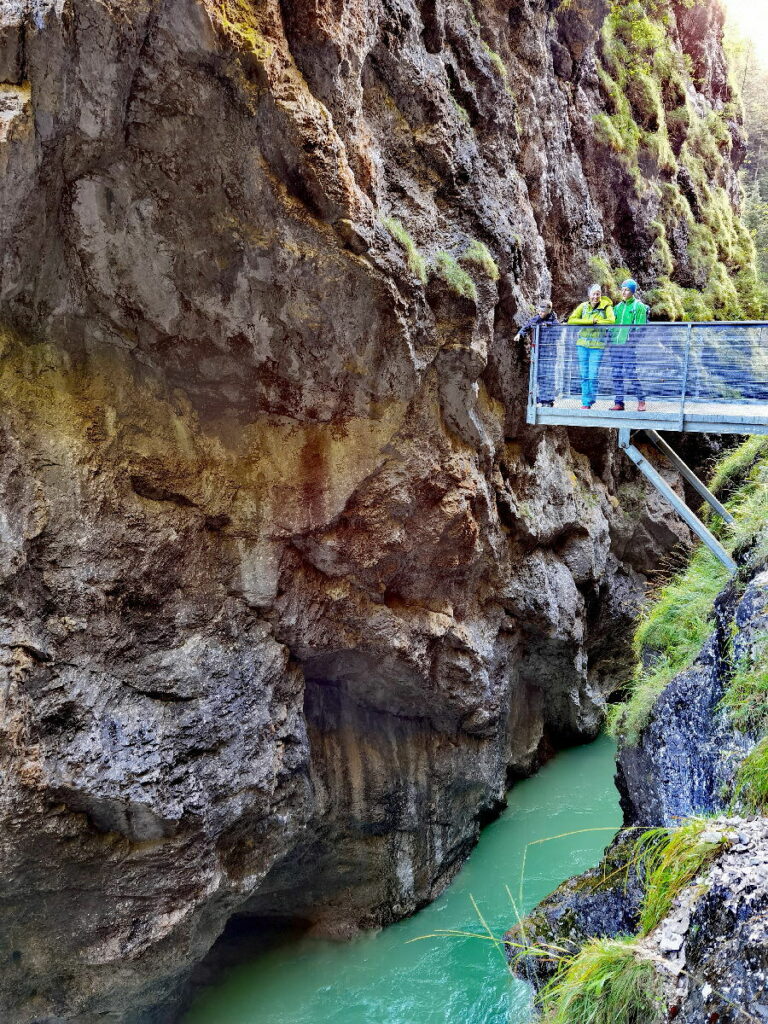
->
<box><xmin>186</xmin><ymin>734</ymin><xmax>620</xmax><ymax>1024</ymax></box>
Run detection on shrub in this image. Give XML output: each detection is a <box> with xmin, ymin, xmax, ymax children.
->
<box><xmin>680</xmin><ymin>287</ymin><xmax>713</xmax><ymax>321</ymax></box>
<box><xmin>645</xmin><ymin>277</ymin><xmax>686</xmax><ymax>320</ymax></box>
<box><xmin>587</xmin><ymin>256</ymin><xmax>630</xmax><ymax>296</ymax></box>
<box><xmin>383</xmin><ymin>217</ymin><xmax>427</xmax><ymax>284</ymax></box>
<box><xmin>639</xmin><ymin>129</ymin><xmax>677</xmax><ymax>177</ymax></box>
<box><xmin>593</xmin><ymin>113</ymin><xmax>629</xmax><ymax>153</ymax></box>
<box><xmin>626</xmin><ymin>71</ymin><xmax>662</xmax><ymax>131</ymax></box>
<box><xmin>539</xmin><ymin>937</ymin><xmax>665</xmax><ymax>1024</ymax></box>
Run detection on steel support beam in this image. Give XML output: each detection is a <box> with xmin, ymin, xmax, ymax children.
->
<box><xmin>618</xmin><ymin>429</ymin><xmax>737</xmax><ymax>574</ymax></box>
<box><xmin>642</xmin><ymin>430</ymin><xmax>735</xmax><ymax>525</ymax></box>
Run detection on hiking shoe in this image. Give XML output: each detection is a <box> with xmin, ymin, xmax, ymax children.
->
<box><xmin>539</xmin><ymin>400</ymin><xmax>554</xmax><ymax>407</ymax></box>
<box><xmin>637</xmin><ymin>400</ymin><xmax>647</xmax><ymax>412</ymax></box>
<box><xmin>609</xmin><ymin>403</ymin><xmax>625</xmax><ymax>411</ymax></box>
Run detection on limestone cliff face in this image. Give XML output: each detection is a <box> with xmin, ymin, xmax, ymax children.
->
<box><xmin>0</xmin><ymin>0</ymin><xmax>739</xmax><ymax>1019</ymax></box>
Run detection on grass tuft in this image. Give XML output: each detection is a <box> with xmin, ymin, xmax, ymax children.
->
<box><xmin>382</xmin><ymin>217</ymin><xmax>427</xmax><ymax>284</ymax></box>
<box><xmin>733</xmin><ymin>737</ymin><xmax>768</xmax><ymax>813</ymax></box>
<box><xmin>431</xmin><ymin>250</ymin><xmax>478</xmax><ymax>301</ymax></box>
<box><xmin>633</xmin><ymin>819</ymin><xmax>726</xmax><ymax>935</ymax></box>
<box><xmin>720</xmin><ymin>634</ymin><xmax>768</xmax><ymax>733</ymax></box>
<box><xmin>539</xmin><ymin>936</ymin><xmax>665</xmax><ymax>1024</ymax></box>
<box><xmin>460</xmin><ymin>240</ymin><xmax>500</xmax><ymax>281</ymax></box>
<box><xmin>708</xmin><ymin>435</ymin><xmax>768</xmax><ymax>503</ymax></box>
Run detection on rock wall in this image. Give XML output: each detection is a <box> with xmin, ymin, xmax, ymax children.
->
<box><xmin>0</xmin><ymin>0</ymin><xmax>742</xmax><ymax>1019</ymax></box>
<box><xmin>617</xmin><ymin>570</ymin><xmax>768</xmax><ymax>827</ymax></box>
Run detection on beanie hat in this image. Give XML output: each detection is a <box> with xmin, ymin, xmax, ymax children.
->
<box><xmin>621</xmin><ymin>279</ymin><xmax>638</xmax><ymax>294</ymax></box>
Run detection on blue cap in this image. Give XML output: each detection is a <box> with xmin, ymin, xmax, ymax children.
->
<box><xmin>621</xmin><ymin>279</ymin><xmax>638</xmax><ymax>293</ymax></box>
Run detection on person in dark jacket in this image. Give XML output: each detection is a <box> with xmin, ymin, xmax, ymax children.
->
<box><xmin>515</xmin><ymin>299</ymin><xmax>560</xmax><ymax>406</ymax></box>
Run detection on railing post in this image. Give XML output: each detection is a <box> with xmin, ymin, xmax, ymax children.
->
<box><xmin>678</xmin><ymin>322</ymin><xmax>693</xmax><ymax>430</ymax></box>
<box><xmin>526</xmin><ymin>323</ymin><xmax>541</xmax><ymax>425</ymax></box>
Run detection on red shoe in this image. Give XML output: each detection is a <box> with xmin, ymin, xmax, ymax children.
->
<box><xmin>637</xmin><ymin>401</ymin><xmax>647</xmax><ymax>412</ymax></box>
<box><xmin>581</xmin><ymin>405</ymin><xmax>591</xmax><ymax>409</ymax></box>
<box><xmin>608</xmin><ymin>403</ymin><xmax>625</xmax><ymax>411</ymax></box>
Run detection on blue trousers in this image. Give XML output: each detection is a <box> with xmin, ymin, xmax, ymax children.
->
<box><xmin>577</xmin><ymin>346</ymin><xmax>604</xmax><ymax>407</ymax></box>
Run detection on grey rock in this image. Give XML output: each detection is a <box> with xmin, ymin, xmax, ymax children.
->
<box><xmin>617</xmin><ymin>572</ymin><xmax>768</xmax><ymax>826</ymax></box>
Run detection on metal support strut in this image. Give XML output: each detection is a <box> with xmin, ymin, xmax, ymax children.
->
<box><xmin>618</xmin><ymin>428</ymin><xmax>737</xmax><ymax>574</ymax></box>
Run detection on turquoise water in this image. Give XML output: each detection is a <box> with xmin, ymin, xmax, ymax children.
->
<box><xmin>185</xmin><ymin>735</ymin><xmax>620</xmax><ymax>1024</ymax></box>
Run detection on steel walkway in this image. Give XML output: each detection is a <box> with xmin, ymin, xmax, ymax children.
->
<box><xmin>526</xmin><ymin>321</ymin><xmax>768</xmax><ymax>572</ymax></box>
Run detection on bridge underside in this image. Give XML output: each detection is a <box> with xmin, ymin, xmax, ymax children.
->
<box><xmin>532</xmin><ymin>401</ymin><xmax>768</xmax><ymax>435</ymax></box>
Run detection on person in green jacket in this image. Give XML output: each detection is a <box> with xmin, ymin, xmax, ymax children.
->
<box><xmin>609</xmin><ymin>279</ymin><xmax>648</xmax><ymax>412</ymax></box>
<box><xmin>567</xmin><ymin>284</ymin><xmax>616</xmax><ymax>408</ymax></box>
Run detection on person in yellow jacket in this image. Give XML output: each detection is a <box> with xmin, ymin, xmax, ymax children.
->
<box><xmin>567</xmin><ymin>284</ymin><xmax>616</xmax><ymax>408</ymax></box>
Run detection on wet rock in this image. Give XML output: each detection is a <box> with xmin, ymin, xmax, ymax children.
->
<box><xmin>617</xmin><ymin>571</ymin><xmax>768</xmax><ymax>826</ymax></box>
<box><xmin>508</xmin><ymin>829</ymin><xmax>644</xmax><ymax>987</ymax></box>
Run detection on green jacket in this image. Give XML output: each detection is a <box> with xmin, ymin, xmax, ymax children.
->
<box><xmin>612</xmin><ymin>298</ymin><xmax>648</xmax><ymax>345</ymax></box>
<box><xmin>567</xmin><ymin>297</ymin><xmax>616</xmax><ymax>349</ymax></box>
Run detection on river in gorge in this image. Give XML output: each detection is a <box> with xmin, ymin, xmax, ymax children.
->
<box><xmin>185</xmin><ymin>734</ymin><xmax>621</xmax><ymax>1024</ymax></box>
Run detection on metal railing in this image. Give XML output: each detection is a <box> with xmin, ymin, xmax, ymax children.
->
<box><xmin>526</xmin><ymin>322</ymin><xmax>768</xmax><ymax>430</ymax></box>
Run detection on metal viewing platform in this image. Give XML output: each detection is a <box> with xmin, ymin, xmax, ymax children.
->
<box><xmin>526</xmin><ymin>322</ymin><xmax>768</xmax><ymax>573</ymax></box>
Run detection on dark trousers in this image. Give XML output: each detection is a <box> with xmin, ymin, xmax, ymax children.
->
<box><xmin>611</xmin><ymin>343</ymin><xmax>645</xmax><ymax>403</ymax></box>
<box><xmin>538</xmin><ymin>332</ymin><xmax>556</xmax><ymax>403</ymax></box>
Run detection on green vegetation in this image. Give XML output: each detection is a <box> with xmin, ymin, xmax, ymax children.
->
<box><xmin>481</xmin><ymin>41</ymin><xmax>507</xmax><ymax>81</ymax></box>
<box><xmin>521</xmin><ymin>819</ymin><xmax>729</xmax><ymax>1022</ymax></box>
<box><xmin>708</xmin><ymin>436</ymin><xmax>768</xmax><ymax>500</ymax></box>
<box><xmin>539</xmin><ymin>937</ymin><xmax>665</xmax><ymax>1024</ymax></box>
<box><xmin>592</xmin><ymin>1</ymin><xmax>766</xmax><ymax>319</ymax></box>
<box><xmin>607</xmin><ymin>546</ymin><xmax>729</xmax><ymax>744</ymax></box>
<box><xmin>608</xmin><ymin>439</ymin><xmax>768</xmax><ymax>745</ymax></box>
<box><xmin>721</xmin><ymin>636</ymin><xmax>768</xmax><ymax>733</ymax></box>
<box><xmin>515</xmin><ymin>817</ymin><xmax>733</xmax><ymax>1023</ymax></box>
<box><xmin>587</xmin><ymin>256</ymin><xmax>631</xmax><ymax>298</ymax></box>
<box><xmin>460</xmin><ymin>240</ymin><xmax>500</xmax><ymax>281</ymax></box>
<box><xmin>382</xmin><ymin>217</ymin><xmax>427</xmax><ymax>284</ymax></box>
<box><xmin>431</xmin><ymin>250</ymin><xmax>478</xmax><ymax>300</ymax></box>
<box><xmin>727</xmin><ymin>27</ymin><xmax>768</xmax><ymax>297</ymax></box>
<box><xmin>733</xmin><ymin>737</ymin><xmax>768</xmax><ymax>813</ymax></box>
<box><xmin>633</xmin><ymin>820</ymin><xmax>727</xmax><ymax>934</ymax></box>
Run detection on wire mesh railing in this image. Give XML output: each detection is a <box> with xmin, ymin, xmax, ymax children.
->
<box><xmin>527</xmin><ymin>323</ymin><xmax>768</xmax><ymax>424</ymax></box>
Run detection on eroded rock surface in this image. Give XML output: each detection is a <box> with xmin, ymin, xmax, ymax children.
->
<box><xmin>617</xmin><ymin>569</ymin><xmax>768</xmax><ymax>826</ymax></box>
<box><xmin>0</xmin><ymin>0</ymin><xmax>740</xmax><ymax>1019</ymax></box>
<box><xmin>512</xmin><ymin>817</ymin><xmax>768</xmax><ymax>1023</ymax></box>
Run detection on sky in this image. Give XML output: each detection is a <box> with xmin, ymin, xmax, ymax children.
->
<box><xmin>723</xmin><ymin>0</ymin><xmax>768</xmax><ymax>67</ymax></box>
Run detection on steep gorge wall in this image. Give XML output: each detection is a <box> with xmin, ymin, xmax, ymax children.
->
<box><xmin>0</xmin><ymin>0</ymin><xmax>743</xmax><ymax>1019</ymax></box>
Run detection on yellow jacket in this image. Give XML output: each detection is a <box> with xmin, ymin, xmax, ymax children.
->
<box><xmin>567</xmin><ymin>297</ymin><xmax>616</xmax><ymax>349</ymax></box>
